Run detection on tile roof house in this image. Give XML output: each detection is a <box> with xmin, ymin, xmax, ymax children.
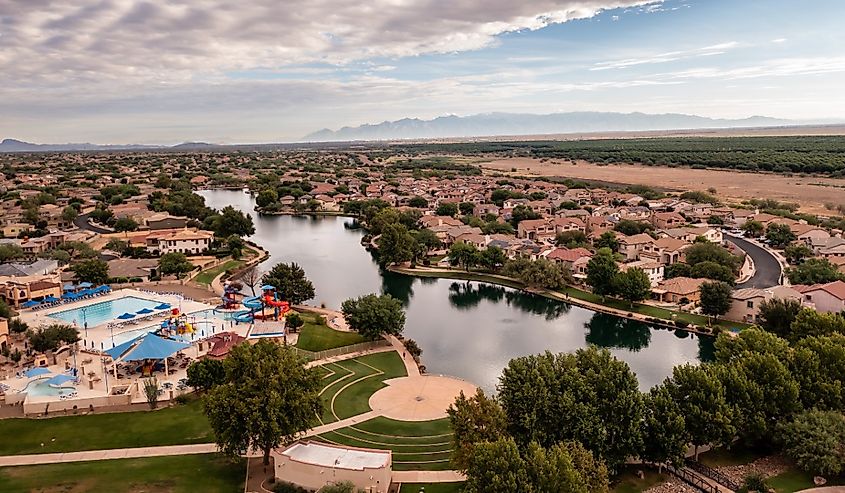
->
<box><xmin>794</xmin><ymin>280</ymin><xmax>845</xmax><ymax>314</ymax></box>
<box><xmin>654</xmin><ymin>277</ymin><xmax>708</xmax><ymax>304</ymax></box>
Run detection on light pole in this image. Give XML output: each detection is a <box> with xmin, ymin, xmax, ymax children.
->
<box><xmin>81</xmin><ymin>306</ymin><xmax>88</xmax><ymax>340</ymax></box>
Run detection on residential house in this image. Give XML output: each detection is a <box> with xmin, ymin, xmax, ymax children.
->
<box><xmin>651</xmin><ymin>212</ymin><xmax>686</xmax><ymax>229</ymax></box>
<box><xmin>795</xmin><ymin>281</ymin><xmax>845</xmax><ymax>314</ymax></box>
<box><xmin>810</xmin><ymin>237</ymin><xmax>845</xmax><ymax>259</ymax></box>
<box><xmin>2</xmin><ymin>222</ymin><xmax>30</xmax><ymax>237</ymax></box>
<box><xmin>725</xmin><ymin>286</ymin><xmax>804</xmax><ymax>323</ymax></box>
<box><xmin>0</xmin><ymin>317</ymin><xmax>8</xmax><ymax>351</ymax></box>
<box><xmin>621</xmin><ymin>260</ymin><xmax>665</xmax><ymax>287</ymax></box>
<box><xmin>147</xmin><ymin>228</ymin><xmax>214</xmax><ymax>255</ymax></box>
<box><xmin>473</xmin><ymin>204</ymin><xmax>500</xmax><ymax>217</ymax></box>
<box><xmin>653</xmin><ymin>277</ymin><xmax>707</xmax><ymax>304</ymax></box>
<box><xmin>642</xmin><ymin>237</ymin><xmax>689</xmax><ymax>265</ymax></box>
<box><xmin>144</xmin><ymin>213</ymin><xmax>189</xmax><ymax>230</ymax></box>
<box><xmin>0</xmin><ymin>278</ymin><xmax>63</xmax><ymax>308</ymax></box>
<box><xmin>517</xmin><ymin>219</ymin><xmax>556</xmax><ymax>241</ymax></box>
<box><xmin>617</xmin><ymin>233</ymin><xmax>655</xmax><ymax>261</ymax></box>
<box><xmin>791</xmin><ymin>223</ymin><xmax>831</xmax><ymax>243</ymax></box>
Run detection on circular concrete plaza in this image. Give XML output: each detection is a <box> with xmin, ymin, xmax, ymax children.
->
<box><xmin>368</xmin><ymin>375</ymin><xmax>477</xmax><ymax>421</ymax></box>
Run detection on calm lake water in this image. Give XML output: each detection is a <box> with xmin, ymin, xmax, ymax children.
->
<box><xmin>200</xmin><ymin>189</ymin><xmax>713</xmax><ymax>392</ymax></box>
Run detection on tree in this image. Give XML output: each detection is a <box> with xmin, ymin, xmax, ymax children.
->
<box><xmin>204</xmin><ymin>340</ymin><xmax>322</xmax><ymax>465</ymax></box>
<box><xmin>714</xmin><ymin>328</ymin><xmax>791</xmax><ymax>364</ymax></box>
<box><xmin>407</xmin><ymin>196</ymin><xmax>428</xmax><ymax>208</ymax></box>
<box><xmin>757</xmin><ymin>298</ymin><xmax>803</xmax><ymax>338</ymax></box>
<box><xmin>685</xmin><ymin>242</ymin><xmax>741</xmax><ymax>272</ymax></box>
<box><xmin>143</xmin><ymin>377</ymin><xmax>159</xmax><ymax>409</ymax></box>
<box><xmin>285</xmin><ymin>313</ymin><xmax>304</xmax><ymax>331</ymax></box>
<box><xmin>792</xmin><ymin>334</ymin><xmax>845</xmax><ymax>410</ymax></box>
<box><xmin>207</xmin><ymin>205</ymin><xmax>255</xmax><ymax>238</ymax></box>
<box><xmin>318</xmin><ymin>482</ymin><xmax>356</xmax><ymax>493</ymax></box>
<box><xmin>186</xmin><ymin>359</ymin><xmax>226</xmax><ymax>391</ymax></box>
<box><xmin>641</xmin><ymin>383</ymin><xmax>689</xmax><ymax>469</ymax></box>
<box><xmin>435</xmin><ymin>202</ymin><xmax>458</xmax><ymax>217</ymax></box>
<box><xmin>376</xmin><ymin>223</ymin><xmax>414</xmax><ymax>266</ymax></box>
<box><xmin>113</xmin><ymin>217</ymin><xmax>139</xmax><ymax>232</ymax></box>
<box><xmin>448</xmin><ymin>242</ymin><xmax>479</xmax><ymax>271</ymax></box>
<box><xmin>463</xmin><ymin>438</ymin><xmax>526</xmax><ymax>493</ymax></box>
<box><xmin>779</xmin><ymin>410</ymin><xmax>845</xmax><ymax>477</ymax></box>
<box><xmin>105</xmin><ymin>238</ymin><xmax>128</xmax><ymax>254</ymax></box>
<box><xmin>789</xmin><ymin>309</ymin><xmax>845</xmax><ymax>342</ymax></box>
<box><xmin>784</xmin><ymin>243</ymin><xmax>814</xmax><ymax>264</ymax></box>
<box><xmin>689</xmin><ymin>261</ymin><xmax>735</xmax><ymax>284</ymax></box>
<box><xmin>59</xmin><ymin>241</ymin><xmax>98</xmax><ymax>259</ymax></box>
<box><xmin>594</xmin><ymin>231</ymin><xmax>619</xmax><ymax>253</ymax></box>
<box><xmin>614</xmin><ymin>219</ymin><xmax>652</xmax><ymax>236</ymax></box>
<box><xmin>71</xmin><ymin>258</ymin><xmax>109</xmax><ymax>284</ymax></box>
<box><xmin>614</xmin><ymin>268</ymin><xmax>652</xmax><ymax>306</ymax></box>
<box><xmin>158</xmin><ymin>252</ymin><xmax>195</xmax><ymax>278</ymax></box>
<box><xmin>518</xmin><ymin>258</ymin><xmax>571</xmax><ymax>290</ymax></box>
<box><xmin>706</xmin><ymin>215</ymin><xmax>724</xmax><ymax>225</ymax></box>
<box><xmin>555</xmin><ymin>230</ymin><xmax>589</xmax><ymax>248</ymax></box>
<box><xmin>239</xmin><ymin>265</ymin><xmax>261</xmax><ymax>296</ymax></box>
<box><xmin>255</xmin><ymin>189</ymin><xmax>278</xmax><ymax>208</ymax></box>
<box><xmin>765</xmin><ymin>223</ymin><xmax>797</xmax><ymax>248</ymax></box>
<box><xmin>341</xmin><ymin>293</ymin><xmax>405</xmax><ymax>339</ymax></box>
<box><xmin>498</xmin><ymin>347</ymin><xmax>644</xmax><ymax>471</ymax></box>
<box><xmin>447</xmin><ymin>388</ymin><xmax>508</xmax><ymax>470</ymax></box>
<box><xmin>459</xmin><ymin>202</ymin><xmax>475</xmax><ymax>216</ymax></box>
<box><xmin>510</xmin><ymin>205</ymin><xmax>541</xmax><ymax>226</ymax></box>
<box><xmin>742</xmin><ymin>220</ymin><xmax>764</xmax><ymax>237</ymax></box>
<box><xmin>786</xmin><ymin>258</ymin><xmax>845</xmax><ymax>285</ymax></box>
<box><xmin>410</xmin><ymin>228</ymin><xmax>441</xmax><ymax>253</ymax></box>
<box><xmin>61</xmin><ymin>205</ymin><xmax>78</xmax><ymax>224</ymax></box>
<box><xmin>479</xmin><ymin>245</ymin><xmax>508</xmax><ymax>272</ymax></box>
<box><xmin>664</xmin><ymin>262</ymin><xmax>692</xmax><ymax>279</ymax></box>
<box><xmin>261</xmin><ymin>262</ymin><xmax>315</xmax><ymax>305</ymax></box>
<box><xmin>699</xmin><ymin>281</ymin><xmax>732</xmax><ymax>322</ymax></box>
<box><xmin>26</xmin><ymin>324</ymin><xmax>80</xmax><ymax>352</ymax></box>
<box><xmin>0</xmin><ymin>244</ymin><xmax>24</xmax><ymax>262</ymax></box>
<box><xmin>665</xmin><ymin>364</ymin><xmax>735</xmax><ymax>458</ymax></box>
<box><xmin>586</xmin><ymin>248</ymin><xmax>619</xmax><ymax>297</ymax></box>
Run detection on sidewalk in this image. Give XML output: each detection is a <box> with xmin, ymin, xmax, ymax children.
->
<box><xmin>0</xmin><ymin>443</ymin><xmax>219</xmax><ymax>467</ymax></box>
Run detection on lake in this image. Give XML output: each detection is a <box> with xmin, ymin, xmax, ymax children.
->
<box><xmin>200</xmin><ymin>189</ymin><xmax>713</xmax><ymax>392</ymax></box>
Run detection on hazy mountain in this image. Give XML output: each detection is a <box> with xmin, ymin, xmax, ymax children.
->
<box><xmin>0</xmin><ymin>139</ymin><xmax>224</xmax><ymax>153</ymax></box>
<box><xmin>303</xmin><ymin>112</ymin><xmax>794</xmax><ymax>141</ymax></box>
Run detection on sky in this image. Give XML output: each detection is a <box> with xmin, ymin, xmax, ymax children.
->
<box><xmin>2</xmin><ymin>0</ymin><xmax>844</xmax><ymax>144</ymax></box>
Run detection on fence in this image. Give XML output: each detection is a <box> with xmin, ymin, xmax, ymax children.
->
<box><xmin>291</xmin><ymin>340</ymin><xmax>392</xmax><ymax>362</ymax></box>
<box><xmin>665</xmin><ymin>464</ymin><xmax>719</xmax><ymax>493</ymax></box>
<box><xmin>686</xmin><ymin>459</ymin><xmax>741</xmax><ymax>491</ymax></box>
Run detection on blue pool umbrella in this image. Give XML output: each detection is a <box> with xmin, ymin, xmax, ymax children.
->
<box><xmin>136</xmin><ymin>308</ymin><xmax>154</xmax><ymax>315</ymax></box>
<box><xmin>154</xmin><ymin>303</ymin><xmax>171</xmax><ymax>310</ymax></box>
<box><xmin>62</xmin><ymin>292</ymin><xmax>79</xmax><ymax>300</ymax></box>
<box><xmin>21</xmin><ymin>300</ymin><xmax>40</xmax><ymax>308</ymax></box>
<box><xmin>44</xmin><ymin>374</ymin><xmax>76</xmax><ymax>387</ymax></box>
<box><xmin>78</xmin><ymin>289</ymin><xmax>94</xmax><ymax>297</ymax></box>
<box><xmin>260</xmin><ymin>285</ymin><xmax>275</xmax><ymax>290</ymax></box>
<box><xmin>98</xmin><ymin>285</ymin><xmax>112</xmax><ymax>292</ymax></box>
<box><xmin>121</xmin><ymin>334</ymin><xmax>190</xmax><ymax>362</ymax></box>
<box><xmin>117</xmin><ymin>312</ymin><xmax>136</xmax><ymax>320</ymax></box>
<box><xmin>43</xmin><ymin>295</ymin><xmax>59</xmax><ymax>303</ymax></box>
<box><xmin>104</xmin><ymin>333</ymin><xmax>147</xmax><ymax>359</ymax></box>
<box><xmin>63</xmin><ymin>283</ymin><xmax>76</xmax><ymax>291</ymax></box>
<box><xmin>77</xmin><ymin>282</ymin><xmax>93</xmax><ymax>288</ymax></box>
<box><xmin>23</xmin><ymin>367</ymin><xmax>52</xmax><ymax>378</ymax></box>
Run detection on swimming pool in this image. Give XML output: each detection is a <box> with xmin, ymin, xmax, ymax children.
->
<box><xmin>49</xmin><ymin>296</ymin><xmax>162</xmax><ymax>327</ymax></box>
<box><xmin>22</xmin><ymin>378</ymin><xmax>75</xmax><ymax>397</ymax></box>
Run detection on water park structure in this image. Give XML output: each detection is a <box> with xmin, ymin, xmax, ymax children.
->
<box><xmin>221</xmin><ymin>281</ymin><xmax>244</xmax><ymax>310</ymax></box>
<box><xmin>234</xmin><ymin>285</ymin><xmax>291</xmax><ymax>323</ymax></box>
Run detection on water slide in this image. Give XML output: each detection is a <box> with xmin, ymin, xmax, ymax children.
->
<box><xmin>233</xmin><ymin>310</ymin><xmax>254</xmax><ymax>323</ymax></box>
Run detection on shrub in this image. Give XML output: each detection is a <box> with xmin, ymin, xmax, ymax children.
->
<box><xmin>273</xmin><ymin>481</ymin><xmax>308</xmax><ymax>493</ymax></box>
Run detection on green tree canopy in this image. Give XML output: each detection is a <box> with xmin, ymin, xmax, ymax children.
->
<box><xmin>261</xmin><ymin>262</ymin><xmax>315</xmax><ymax>305</ymax></box>
<box><xmin>699</xmin><ymin>281</ymin><xmax>733</xmax><ymax>321</ymax></box>
<box><xmin>790</xmin><ymin>309</ymin><xmax>845</xmax><ymax>342</ymax></box>
<box><xmin>665</xmin><ymin>364</ymin><xmax>735</xmax><ymax>457</ymax></box>
<box><xmin>586</xmin><ymin>248</ymin><xmax>619</xmax><ymax>297</ymax></box>
<box><xmin>791</xmin><ymin>334</ymin><xmax>845</xmax><ymax>410</ymax></box>
<box><xmin>555</xmin><ymin>230</ymin><xmax>589</xmax><ymax>248</ymax></box>
<box><xmin>594</xmin><ymin>231</ymin><xmax>619</xmax><ymax>253</ymax></box>
<box><xmin>26</xmin><ymin>324</ymin><xmax>80</xmax><ymax>352</ymax></box>
<box><xmin>447</xmin><ymin>388</ymin><xmax>508</xmax><ymax>471</ymax></box>
<box><xmin>186</xmin><ymin>358</ymin><xmax>226</xmax><ymax>392</ymax></box>
<box><xmin>435</xmin><ymin>202</ymin><xmax>458</xmax><ymax>217</ymax></box>
<box><xmin>206</xmin><ymin>205</ymin><xmax>255</xmax><ymax>238</ymax></box>
<box><xmin>71</xmin><ymin>258</ymin><xmax>109</xmax><ymax>285</ymax></box>
<box><xmin>757</xmin><ymin>297</ymin><xmax>803</xmax><ymax>339</ymax></box>
<box><xmin>614</xmin><ymin>267</ymin><xmax>652</xmax><ymax>306</ymax></box>
<box><xmin>685</xmin><ymin>242</ymin><xmax>741</xmax><ymax>272</ymax></box>
<box><xmin>765</xmin><ymin>223</ymin><xmax>797</xmax><ymax>248</ymax></box>
<box><xmin>449</xmin><ymin>242</ymin><xmax>480</xmax><ymax>271</ymax></box>
<box><xmin>158</xmin><ymin>252</ymin><xmax>195</xmax><ymax>279</ymax></box>
<box><xmin>204</xmin><ymin>340</ymin><xmax>322</xmax><ymax>465</ymax></box>
<box><xmin>779</xmin><ymin>410</ymin><xmax>845</xmax><ymax>477</ymax></box>
<box><xmin>341</xmin><ymin>293</ymin><xmax>405</xmax><ymax>339</ymax></box>
<box><xmin>786</xmin><ymin>258</ymin><xmax>845</xmax><ymax>285</ymax></box>
<box><xmin>376</xmin><ymin>223</ymin><xmax>414</xmax><ymax>266</ymax></box>
<box><xmin>641</xmin><ymin>383</ymin><xmax>690</xmax><ymax>468</ymax></box>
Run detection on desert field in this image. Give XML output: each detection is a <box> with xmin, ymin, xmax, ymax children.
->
<box><xmin>480</xmin><ymin>158</ymin><xmax>845</xmax><ymax>215</ymax></box>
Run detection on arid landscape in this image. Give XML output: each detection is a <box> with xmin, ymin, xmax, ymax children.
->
<box><xmin>481</xmin><ymin>157</ymin><xmax>845</xmax><ymax>215</ymax></box>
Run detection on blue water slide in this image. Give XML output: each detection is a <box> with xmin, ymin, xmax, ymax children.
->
<box><xmin>242</xmin><ymin>296</ymin><xmax>263</xmax><ymax>310</ymax></box>
<box><xmin>233</xmin><ymin>310</ymin><xmax>254</xmax><ymax>323</ymax></box>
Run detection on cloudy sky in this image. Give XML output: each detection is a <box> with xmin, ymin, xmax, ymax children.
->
<box><xmin>2</xmin><ymin>0</ymin><xmax>844</xmax><ymax>144</ymax></box>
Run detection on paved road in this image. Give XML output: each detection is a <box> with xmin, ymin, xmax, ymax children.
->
<box><xmin>73</xmin><ymin>213</ymin><xmax>111</xmax><ymax>234</ymax></box>
<box><xmin>726</xmin><ymin>233</ymin><xmax>782</xmax><ymax>288</ymax></box>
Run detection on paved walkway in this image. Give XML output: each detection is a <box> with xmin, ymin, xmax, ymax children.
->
<box><xmin>0</xmin><ymin>443</ymin><xmax>219</xmax><ymax>467</ymax></box>
<box><xmin>393</xmin><ymin>470</ymin><xmax>466</xmax><ymax>483</ymax></box>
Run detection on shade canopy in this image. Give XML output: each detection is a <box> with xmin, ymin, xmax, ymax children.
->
<box><xmin>77</xmin><ymin>282</ymin><xmax>93</xmax><ymax>288</ymax></box>
<box><xmin>107</xmin><ymin>333</ymin><xmax>190</xmax><ymax>362</ymax></box>
<box><xmin>96</xmin><ymin>285</ymin><xmax>111</xmax><ymax>292</ymax></box>
<box><xmin>104</xmin><ymin>333</ymin><xmax>147</xmax><ymax>359</ymax></box>
<box><xmin>63</xmin><ymin>283</ymin><xmax>76</xmax><ymax>291</ymax></box>
<box><xmin>44</xmin><ymin>374</ymin><xmax>76</xmax><ymax>386</ymax></box>
<box><xmin>117</xmin><ymin>312</ymin><xmax>136</xmax><ymax>320</ymax></box>
<box><xmin>23</xmin><ymin>367</ymin><xmax>52</xmax><ymax>378</ymax></box>
<box><xmin>136</xmin><ymin>308</ymin><xmax>154</xmax><ymax>314</ymax></box>
<box><xmin>78</xmin><ymin>289</ymin><xmax>95</xmax><ymax>297</ymax></box>
<box><xmin>21</xmin><ymin>300</ymin><xmax>40</xmax><ymax>308</ymax></box>
<box><xmin>43</xmin><ymin>296</ymin><xmax>59</xmax><ymax>303</ymax></box>
<box><xmin>260</xmin><ymin>285</ymin><xmax>275</xmax><ymax>290</ymax></box>
<box><xmin>62</xmin><ymin>292</ymin><xmax>79</xmax><ymax>300</ymax></box>
<box><xmin>154</xmin><ymin>303</ymin><xmax>171</xmax><ymax>310</ymax></box>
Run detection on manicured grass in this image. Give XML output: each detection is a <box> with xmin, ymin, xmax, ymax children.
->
<box><xmin>0</xmin><ymin>454</ymin><xmax>244</xmax><ymax>493</ymax></box>
<box><xmin>195</xmin><ymin>259</ymin><xmax>244</xmax><ymax>285</ymax></box>
<box><xmin>0</xmin><ymin>400</ymin><xmax>211</xmax><ymax>456</ymax></box>
<box><xmin>295</xmin><ymin>313</ymin><xmax>366</xmax><ymax>351</ymax></box>
<box><xmin>767</xmin><ymin>469</ymin><xmax>845</xmax><ymax>493</ymax></box>
<box><xmin>399</xmin><ymin>483</ymin><xmax>464</xmax><ymax>493</ymax></box>
<box><xmin>612</xmin><ymin>465</ymin><xmax>672</xmax><ymax>493</ymax></box>
<box><xmin>317</xmin><ymin>351</ymin><xmax>408</xmax><ymax>423</ymax></box>
<box><xmin>317</xmin><ymin>417</ymin><xmax>453</xmax><ymax>471</ymax></box>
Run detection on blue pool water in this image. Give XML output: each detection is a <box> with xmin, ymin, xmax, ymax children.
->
<box><xmin>49</xmin><ymin>296</ymin><xmax>162</xmax><ymax>327</ymax></box>
<box><xmin>22</xmin><ymin>378</ymin><xmax>75</xmax><ymax>397</ymax></box>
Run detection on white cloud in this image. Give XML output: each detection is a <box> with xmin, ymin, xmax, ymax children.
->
<box><xmin>591</xmin><ymin>41</ymin><xmax>739</xmax><ymax>70</ymax></box>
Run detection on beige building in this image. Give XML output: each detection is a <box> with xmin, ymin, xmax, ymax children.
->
<box><xmin>147</xmin><ymin>229</ymin><xmax>214</xmax><ymax>255</ymax></box>
<box><xmin>653</xmin><ymin>277</ymin><xmax>707</xmax><ymax>304</ymax></box>
<box><xmin>0</xmin><ymin>278</ymin><xmax>63</xmax><ymax>308</ymax></box>
<box><xmin>795</xmin><ymin>281</ymin><xmax>845</xmax><ymax>314</ymax></box>
<box><xmin>725</xmin><ymin>286</ymin><xmax>804</xmax><ymax>323</ymax></box>
<box><xmin>0</xmin><ymin>317</ymin><xmax>9</xmax><ymax>351</ymax></box>
<box><xmin>273</xmin><ymin>441</ymin><xmax>391</xmax><ymax>492</ymax></box>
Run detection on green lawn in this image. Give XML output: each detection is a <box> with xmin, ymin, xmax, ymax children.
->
<box><xmin>612</xmin><ymin>466</ymin><xmax>672</xmax><ymax>493</ymax></box>
<box><xmin>767</xmin><ymin>469</ymin><xmax>845</xmax><ymax>493</ymax></box>
<box><xmin>698</xmin><ymin>444</ymin><xmax>761</xmax><ymax>468</ymax></box>
<box><xmin>195</xmin><ymin>259</ymin><xmax>244</xmax><ymax>285</ymax></box>
<box><xmin>399</xmin><ymin>483</ymin><xmax>464</xmax><ymax>493</ymax></box>
<box><xmin>317</xmin><ymin>351</ymin><xmax>408</xmax><ymax>423</ymax></box>
<box><xmin>295</xmin><ymin>312</ymin><xmax>366</xmax><ymax>351</ymax></box>
<box><xmin>0</xmin><ymin>400</ymin><xmax>210</xmax><ymax>456</ymax></box>
<box><xmin>318</xmin><ymin>417</ymin><xmax>454</xmax><ymax>471</ymax></box>
<box><xmin>0</xmin><ymin>454</ymin><xmax>244</xmax><ymax>493</ymax></box>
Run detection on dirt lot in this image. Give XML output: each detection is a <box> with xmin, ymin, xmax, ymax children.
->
<box><xmin>480</xmin><ymin>158</ymin><xmax>845</xmax><ymax>215</ymax></box>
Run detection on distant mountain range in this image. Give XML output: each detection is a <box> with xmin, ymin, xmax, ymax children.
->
<box><xmin>303</xmin><ymin>112</ymin><xmax>794</xmax><ymax>141</ymax></box>
<box><xmin>0</xmin><ymin>138</ymin><xmax>222</xmax><ymax>153</ymax></box>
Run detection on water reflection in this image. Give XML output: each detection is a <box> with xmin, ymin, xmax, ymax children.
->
<box><xmin>584</xmin><ymin>313</ymin><xmax>652</xmax><ymax>351</ymax></box>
